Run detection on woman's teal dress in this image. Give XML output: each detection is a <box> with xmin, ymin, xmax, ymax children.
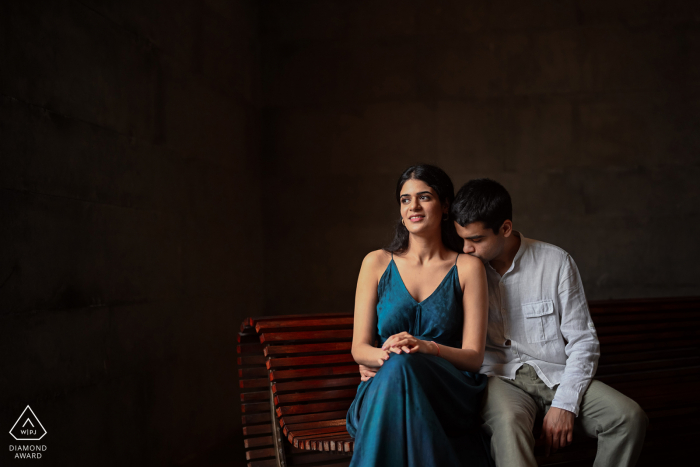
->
<box><xmin>346</xmin><ymin>255</ymin><xmax>494</xmax><ymax>467</ymax></box>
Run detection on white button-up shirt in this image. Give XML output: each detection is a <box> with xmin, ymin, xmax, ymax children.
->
<box><xmin>480</xmin><ymin>232</ymin><xmax>600</xmax><ymax>416</ymax></box>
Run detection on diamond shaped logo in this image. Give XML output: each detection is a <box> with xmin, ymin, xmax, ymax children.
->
<box><xmin>9</xmin><ymin>406</ymin><xmax>46</xmax><ymax>441</ymax></box>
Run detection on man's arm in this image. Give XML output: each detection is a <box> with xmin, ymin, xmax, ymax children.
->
<box><xmin>542</xmin><ymin>254</ymin><xmax>599</xmax><ymax>454</ymax></box>
<box><xmin>551</xmin><ymin>254</ymin><xmax>600</xmax><ymax>415</ymax></box>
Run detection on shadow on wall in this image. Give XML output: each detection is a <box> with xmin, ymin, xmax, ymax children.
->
<box><xmin>1</xmin><ymin>0</ymin><xmax>261</xmax><ymax>465</ymax></box>
<box><xmin>1</xmin><ymin>0</ymin><xmax>700</xmax><ymax>466</ymax></box>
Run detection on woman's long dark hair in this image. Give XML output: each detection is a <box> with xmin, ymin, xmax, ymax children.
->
<box><xmin>384</xmin><ymin>164</ymin><xmax>462</xmax><ymax>254</ymax></box>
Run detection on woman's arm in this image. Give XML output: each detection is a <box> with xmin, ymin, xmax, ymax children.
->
<box><xmin>383</xmin><ymin>255</ymin><xmax>488</xmax><ymax>372</ymax></box>
<box><xmin>441</xmin><ymin>254</ymin><xmax>488</xmax><ymax>372</ymax></box>
<box><xmin>351</xmin><ymin>251</ymin><xmax>392</xmax><ymax>368</ymax></box>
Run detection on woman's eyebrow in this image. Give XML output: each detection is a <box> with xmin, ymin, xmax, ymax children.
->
<box><xmin>400</xmin><ymin>191</ymin><xmax>433</xmax><ymax>197</ymax></box>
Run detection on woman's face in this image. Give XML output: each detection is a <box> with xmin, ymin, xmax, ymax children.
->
<box><xmin>399</xmin><ymin>179</ymin><xmax>447</xmax><ymax>236</ymax></box>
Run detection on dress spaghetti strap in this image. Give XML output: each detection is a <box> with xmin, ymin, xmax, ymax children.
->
<box><xmin>454</xmin><ymin>253</ymin><xmax>460</xmax><ymax>265</ymax></box>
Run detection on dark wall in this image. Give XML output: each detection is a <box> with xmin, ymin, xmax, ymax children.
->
<box><xmin>1</xmin><ymin>0</ymin><xmax>261</xmax><ymax>465</ymax></box>
<box><xmin>261</xmin><ymin>0</ymin><xmax>700</xmax><ymax>315</ymax></box>
<box><xmin>2</xmin><ymin>1</ymin><xmax>700</xmax><ymax>465</ymax></box>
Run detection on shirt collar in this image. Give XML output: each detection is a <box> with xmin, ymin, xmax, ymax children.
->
<box><xmin>487</xmin><ymin>230</ymin><xmax>526</xmax><ymax>277</ymax></box>
<box><xmin>510</xmin><ymin>231</ymin><xmax>526</xmax><ymax>270</ymax></box>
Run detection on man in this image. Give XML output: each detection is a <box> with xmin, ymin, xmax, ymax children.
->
<box><xmin>450</xmin><ymin>178</ymin><xmax>647</xmax><ymax>466</ymax></box>
<box><xmin>361</xmin><ymin>178</ymin><xmax>647</xmax><ymax>466</ymax></box>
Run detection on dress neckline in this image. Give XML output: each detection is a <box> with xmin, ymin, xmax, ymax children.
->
<box><xmin>390</xmin><ymin>259</ymin><xmax>456</xmax><ymax>305</ymax></box>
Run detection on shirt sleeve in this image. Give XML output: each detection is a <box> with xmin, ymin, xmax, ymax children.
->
<box><xmin>550</xmin><ymin>254</ymin><xmax>600</xmax><ymax>416</ymax></box>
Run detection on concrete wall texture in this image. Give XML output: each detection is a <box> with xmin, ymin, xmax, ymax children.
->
<box><xmin>1</xmin><ymin>0</ymin><xmax>262</xmax><ymax>465</ymax></box>
<box><xmin>260</xmin><ymin>0</ymin><xmax>700</xmax><ymax>315</ymax></box>
<box><xmin>1</xmin><ymin>0</ymin><xmax>699</xmax><ymax>465</ymax></box>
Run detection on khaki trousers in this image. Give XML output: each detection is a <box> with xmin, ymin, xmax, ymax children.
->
<box><xmin>482</xmin><ymin>365</ymin><xmax>648</xmax><ymax>467</ymax></box>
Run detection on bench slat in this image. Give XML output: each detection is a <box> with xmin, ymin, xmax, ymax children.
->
<box><xmin>256</xmin><ymin>317</ymin><xmax>354</xmax><ymax>333</ymax></box>
<box><xmin>592</xmin><ymin>310</ymin><xmax>700</xmax><ymax>324</ymax></box>
<box><xmin>609</xmin><ymin>380</ymin><xmax>700</xmax><ymax>399</ymax></box>
<box><xmin>277</xmin><ymin>400</ymin><xmax>354</xmax><ymax>417</ymax></box>
<box><xmin>270</xmin><ymin>365</ymin><xmax>360</xmax><ymax>381</ymax></box>
<box><xmin>601</xmin><ymin>338</ymin><xmax>699</xmax><ymax>354</ymax></box>
<box><xmin>242</xmin><ymin>402</ymin><xmax>270</xmax><ymax>413</ymax></box>
<box><xmin>294</xmin><ymin>432</ymin><xmax>352</xmax><ymax>449</ymax></box>
<box><xmin>284</xmin><ymin>450</ymin><xmax>352</xmax><ymax>464</ymax></box>
<box><xmin>597</xmin><ymin>319</ymin><xmax>700</xmax><ymax>336</ymax></box>
<box><xmin>599</xmin><ymin>329</ymin><xmax>700</xmax><ymax>345</ymax></box>
<box><xmin>243</xmin><ymin>313</ymin><xmax>353</xmax><ymax>331</ymax></box>
<box><xmin>240</xmin><ymin>378</ymin><xmax>270</xmax><ymax>389</ymax></box>
<box><xmin>267</xmin><ymin>354</ymin><xmax>356</xmax><ymax>370</ymax></box>
<box><xmin>274</xmin><ymin>377</ymin><xmax>361</xmax><ymax>393</ymax></box>
<box><xmin>284</xmin><ymin>419</ymin><xmax>346</xmax><ymax>432</ymax></box>
<box><xmin>290</xmin><ymin>426</ymin><xmax>349</xmax><ymax>438</ymax></box>
<box><xmin>241</xmin><ymin>391</ymin><xmax>269</xmax><ymax>402</ymax></box>
<box><xmin>242</xmin><ymin>412</ymin><xmax>272</xmax><ymax>425</ymax></box>
<box><xmin>243</xmin><ymin>424</ymin><xmax>273</xmax><ymax>436</ymax></box>
<box><xmin>238</xmin><ymin>355</ymin><xmax>267</xmax><ymax>366</ymax></box>
<box><xmin>280</xmin><ymin>410</ymin><xmax>350</xmax><ymax>427</ymax></box>
<box><xmin>246</xmin><ymin>458</ymin><xmax>278</xmax><ymax>467</ymax></box>
<box><xmin>598</xmin><ymin>347</ymin><xmax>695</xmax><ymax>365</ymax></box>
<box><xmin>246</xmin><ymin>447</ymin><xmax>276</xmax><ymax>461</ymax></box>
<box><xmin>598</xmin><ymin>366</ymin><xmax>700</xmax><ymax>385</ymax></box>
<box><xmin>240</xmin><ymin>367</ymin><xmax>269</xmax><ymax>378</ymax></box>
<box><xmin>265</xmin><ymin>342</ymin><xmax>353</xmax><ymax>357</ymax></box>
<box><xmin>261</xmin><ymin>330</ymin><xmax>354</xmax><ymax>343</ymax></box>
<box><xmin>238</xmin><ymin>343</ymin><xmax>266</xmax><ymax>354</ymax></box>
<box><xmin>244</xmin><ymin>436</ymin><xmax>273</xmax><ymax>449</ymax></box>
<box><xmin>596</xmin><ymin>356</ymin><xmax>700</xmax><ymax>376</ymax></box>
<box><xmin>589</xmin><ymin>296</ymin><xmax>699</xmax><ymax>310</ymax></box>
<box><xmin>276</xmin><ymin>389</ymin><xmax>358</xmax><ymax>405</ymax></box>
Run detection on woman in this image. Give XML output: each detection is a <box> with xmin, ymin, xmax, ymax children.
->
<box><xmin>346</xmin><ymin>165</ymin><xmax>493</xmax><ymax>467</ymax></box>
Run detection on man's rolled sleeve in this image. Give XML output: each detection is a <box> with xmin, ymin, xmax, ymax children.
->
<box><xmin>551</xmin><ymin>255</ymin><xmax>600</xmax><ymax>416</ymax></box>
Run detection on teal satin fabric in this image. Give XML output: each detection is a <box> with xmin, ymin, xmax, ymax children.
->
<box><xmin>377</xmin><ymin>259</ymin><xmax>465</xmax><ymax>350</ymax></box>
<box><xmin>346</xmin><ymin>258</ymin><xmax>494</xmax><ymax>467</ymax></box>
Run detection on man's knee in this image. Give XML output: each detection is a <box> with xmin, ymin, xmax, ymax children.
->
<box><xmin>484</xmin><ymin>405</ymin><xmax>534</xmax><ymax>434</ymax></box>
<box><xmin>483</xmin><ymin>379</ymin><xmax>536</xmax><ymax>432</ymax></box>
<box><xmin>617</xmin><ymin>399</ymin><xmax>648</xmax><ymax>434</ymax></box>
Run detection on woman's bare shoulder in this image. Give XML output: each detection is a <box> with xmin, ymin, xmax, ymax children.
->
<box><xmin>361</xmin><ymin>249</ymin><xmax>392</xmax><ymax>273</ymax></box>
<box><xmin>456</xmin><ymin>253</ymin><xmax>485</xmax><ymax>276</ymax></box>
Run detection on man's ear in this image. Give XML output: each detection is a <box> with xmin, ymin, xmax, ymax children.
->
<box><xmin>501</xmin><ymin>220</ymin><xmax>513</xmax><ymax>237</ymax></box>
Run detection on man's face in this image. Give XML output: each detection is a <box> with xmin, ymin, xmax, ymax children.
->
<box><xmin>454</xmin><ymin>221</ymin><xmax>507</xmax><ymax>263</ymax></box>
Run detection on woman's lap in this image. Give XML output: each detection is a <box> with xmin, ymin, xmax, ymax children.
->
<box><xmin>346</xmin><ymin>353</ymin><xmax>492</xmax><ymax>466</ymax></box>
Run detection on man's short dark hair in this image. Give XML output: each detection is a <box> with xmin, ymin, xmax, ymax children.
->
<box><xmin>451</xmin><ymin>178</ymin><xmax>512</xmax><ymax>234</ymax></box>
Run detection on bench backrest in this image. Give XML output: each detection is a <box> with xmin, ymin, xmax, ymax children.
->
<box><xmin>236</xmin><ymin>297</ymin><xmax>700</xmax><ymax>467</ymax></box>
<box><xmin>237</xmin><ymin>313</ymin><xmax>356</xmax><ymax>467</ymax></box>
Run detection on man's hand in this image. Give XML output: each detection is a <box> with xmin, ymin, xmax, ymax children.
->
<box><xmin>359</xmin><ymin>364</ymin><xmax>378</xmax><ymax>382</ymax></box>
<box><xmin>540</xmin><ymin>407</ymin><xmax>575</xmax><ymax>456</ymax></box>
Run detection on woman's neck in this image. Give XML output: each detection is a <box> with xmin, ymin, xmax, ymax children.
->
<box><xmin>404</xmin><ymin>232</ymin><xmax>449</xmax><ymax>264</ymax></box>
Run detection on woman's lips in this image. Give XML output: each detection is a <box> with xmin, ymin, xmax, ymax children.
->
<box><xmin>409</xmin><ymin>216</ymin><xmax>424</xmax><ymax>222</ymax></box>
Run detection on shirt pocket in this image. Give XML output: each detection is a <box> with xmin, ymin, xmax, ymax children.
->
<box><xmin>521</xmin><ymin>299</ymin><xmax>558</xmax><ymax>343</ymax></box>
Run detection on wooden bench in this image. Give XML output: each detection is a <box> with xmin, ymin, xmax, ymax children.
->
<box><xmin>236</xmin><ymin>297</ymin><xmax>700</xmax><ymax>467</ymax></box>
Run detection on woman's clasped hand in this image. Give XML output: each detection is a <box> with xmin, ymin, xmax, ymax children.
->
<box><xmin>381</xmin><ymin>332</ymin><xmax>438</xmax><ymax>356</ymax></box>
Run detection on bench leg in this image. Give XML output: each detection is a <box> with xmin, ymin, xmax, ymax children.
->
<box><xmin>269</xmin><ymin>377</ymin><xmax>287</xmax><ymax>467</ymax></box>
